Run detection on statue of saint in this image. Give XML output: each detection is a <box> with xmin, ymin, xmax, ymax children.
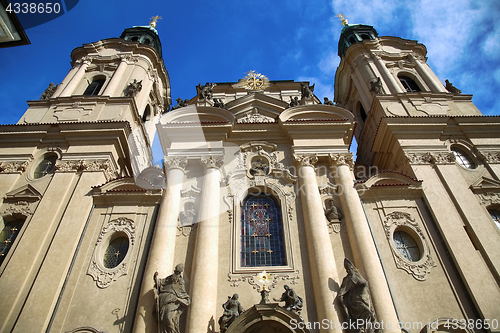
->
<box><xmin>154</xmin><ymin>263</ymin><xmax>191</xmax><ymax>333</ymax></box>
<box><xmin>325</xmin><ymin>199</ymin><xmax>343</xmax><ymax>222</ymax></box>
<box><xmin>338</xmin><ymin>258</ymin><xmax>376</xmax><ymax>333</ymax></box>
<box><xmin>40</xmin><ymin>83</ymin><xmax>58</xmax><ymax>100</ymax></box>
<box><xmin>218</xmin><ymin>294</ymin><xmax>244</xmax><ymax>333</ymax></box>
<box><xmin>273</xmin><ymin>285</ymin><xmax>303</xmax><ymax>315</ymax></box>
<box><xmin>197</xmin><ymin>82</ymin><xmax>216</xmax><ymax>100</ymax></box>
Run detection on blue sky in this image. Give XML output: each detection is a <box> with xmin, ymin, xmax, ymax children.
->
<box><xmin>1</xmin><ymin>0</ymin><xmax>499</xmax><ymax>162</ymax></box>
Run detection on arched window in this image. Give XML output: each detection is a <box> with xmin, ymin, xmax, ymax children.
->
<box><xmin>399</xmin><ymin>76</ymin><xmax>421</xmax><ymax>92</ymax></box>
<box><xmin>83</xmin><ymin>78</ymin><xmax>105</xmax><ymax>96</ymax></box>
<box><xmin>451</xmin><ymin>146</ymin><xmax>475</xmax><ymax>169</ymax></box>
<box><xmin>241</xmin><ymin>195</ymin><xmax>286</xmax><ymax>267</ymax></box>
<box><xmin>0</xmin><ymin>217</ymin><xmax>25</xmax><ymax>265</ymax></box>
<box><xmin>359</xmin><ymin>102</ymin><xmax>367</xmax><ymax>122</ymax></box>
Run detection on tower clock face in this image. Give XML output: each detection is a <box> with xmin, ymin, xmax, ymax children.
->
<box><xmin>240</xmin><ymin>71</ymin><xmax>270</xmax><ymax>91</ymax></box>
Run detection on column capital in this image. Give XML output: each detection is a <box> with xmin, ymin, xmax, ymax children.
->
<box><xmin>329</xmin><ymin>153</ymin><xmax>354</xmax><ymax>170</ymax></box>
<box><xmin>293</xmin><ymin>154</ymin><xmax>318</xmax><ymax>167</ymax></box>
<box><xmin>74</xmin><ymin>55</ymin><xmax>93</xmax><ymax>66</ymax></box>
<box><xmin>200</xmin><ymin>155</ymin><xmax>224</xmax><ymax>170</ymax></box>
<box><xmin>164</xmin><ymin>156</ymin><xmax>188</xmax><ymax>171</ymax></box>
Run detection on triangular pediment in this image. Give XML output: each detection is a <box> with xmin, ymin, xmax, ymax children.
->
<box><xmin>470</xmin><ymin>176</ymin><xmax>500</xmax><ymax>191</ymax></box>
<box><xmin>5</xmin><ymin>184</ymin><xmax>42</xmax><ymax>202</ymax></box>
<box><xmin>228</xmin><ymin>92</ymin><xmax>288</xmax><ymax>122</ymax></box>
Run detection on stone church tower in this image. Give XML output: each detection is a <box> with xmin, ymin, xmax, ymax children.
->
<box><xmin>1</xmin><ymin>19</ymin><xmax>499</xmax><ymax>333</ymax></box>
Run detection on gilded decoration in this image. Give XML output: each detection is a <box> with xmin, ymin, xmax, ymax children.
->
<box><xmin>227</xmin><ymin>271</ymin><xmax>300</xmax><ymax>289</ymax></box>
<box><xmin>55</xmin><ymin>159</ymin><xmax>116</xmax><ymax>181</ymax></box>
<box><xmin>87</xmin><ymin>217</ymin><xmax>136</xmax><ymax>288</ymax></box>
<box><xmin>329</xmin><ymin>153</ymin><xmax>354</xmax><ymax>170</ymax></box>
<box><xmin>383</xmin><ymin>211</ymin><xmax>435</xmax><ymax>281</ymax></box>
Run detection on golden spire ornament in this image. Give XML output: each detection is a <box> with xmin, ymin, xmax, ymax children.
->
<box><xmin>335</xmin><ymin>13</ymin><xmax>348</xmax><ymax>26</ymax></box>
<box><xmin>149</xmin><ymin>15</ymin><xmax>162</xmax><ymax>28</ymax></box>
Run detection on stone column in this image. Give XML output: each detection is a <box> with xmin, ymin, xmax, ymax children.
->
<box><xmin>186</xmin><ymin>155</ymin><xmax>223</xmax><ymax>333</ymax></box>
<box><xmin>59</xmin><ymin>56</ymin><xmax>92</xmax><ymax>97</ymax></box>
<box><xmin>330</xmin><ymin>153</ymin><xmax>400</xmax><ymax>332</ymax></box>
<box><xmin>371</xmin><ymin>54</ymin><xmax>404</xmax><ymax>94</ymax></box>
<box><xmin>102</xmin><ymin>55</ymin><xmax>130</xmax><ymax>96</ymax></box>
<box><xmin>132</xmin><ymin>156</ymin><xmax>187</xmax><ymax>333</ymax></box>
<box><xmin>294</xmin><ymin>154</ymin><xmax>341</xmax><ymax>333</ymax></box>
<box><xmin>408</xmin><ymin>54</ymin><xmax>447</xmax><ymax>93</ymax></box>
<box><xmin>135</xmin><ymin>69</ymin><xmax>155</xmax><ymax>114</ymax></box>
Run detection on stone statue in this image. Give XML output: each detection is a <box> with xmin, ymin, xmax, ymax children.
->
<box><xmin>213</xmin><ymin>98</ymin><xmax>227</xmax><ymax>109</ymax></box>
<box><xmin>179</xmin><ymin>202</ymin><xmax>196</xmax><ymax>226</ymax></box>
<box><xmin>300</xmin><ymin>82</ymin><xmax>315</xmax><ymax>99</ymax></box>
<box><xmin>289</xmin><ymin>96</ymin><xmax>300</xmax><ymax>107</ymax></box>
<box><xmin>445</xmin><ymin>79</ymin><xmax>462</xmax><ymax>94</ymax></box>
<box><xmin>325</xmin><ymin>198</ymin><xmax>343</xmax><ymax>222</ymax></box>
<box><xmin>324</xmin><ymin>97</ymin><xmax>335</xmax><ymax>105</ymax></box>
<box><xmin>273</xmin><ymin>285</ymin><xmax>303</xmax><ymax>315</ymax></box>
<box><xmin>369</xmin><ymin>77</ymin><xmax>383</xmax><ymax>94</ymax></box>
<box><xmin>338</xmin><ymin>258</ymin><xmax>376</xmax><ymax>333</ymax></box>
<box><xmin>125</xmin><ymin>79</ymin><xmax>142</xmax><ymax>97</ymax></box>
<box><xmin>40</xmin><ymin>83</ymin><xmax>58</xmax><ymax>100</ymax></box>
<box><xmin>197</xmin><ymin>82</ymin><xmax>216</xmax><ymax>100</ymax></box>
<box><xmin>218</xmin><ymin>294</ymin><xmax>244</xmax><ymax>333</ymax></box>
<box><xmin>171</xmin><ymin>98</ymin><xmax>190</xmax><ymax>110</ymax></box>
<box><xmin>154</xmin><ymin>263</ymin><xmax>191</xmax><ymax>333</ymax></box>
<box><xmin>250</xmin><ymin>157</ymin><xmax>269</xmax><ymax>176</ymax></box>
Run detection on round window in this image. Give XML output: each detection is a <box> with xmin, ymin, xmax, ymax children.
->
<box><xmin>33</xmin><ymin>154</ymin><xmax>57</xmax><ymax>179</ymax></box>
<box><xmin>393</xmin><ymin>230</ymin><xmax>421</xmax><ymax>262</ymax></box>
<box><xmin>451</xmin><ymin>147</ymin><xmax>475</xmax><ymax>169</ymax></box>
<box><xmin>103</xmin><ymin>236</ymin><xmax>129</xmax><ymax>269</ymax></box>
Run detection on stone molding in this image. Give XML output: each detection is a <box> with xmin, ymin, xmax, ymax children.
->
<box><xmin>329</xmin><ymin>152</ymin><xmax>354</xmax><ymax>170</ymax></box>
<box><xmin>227</xmin><ymin>270</ymin><xmax>300</xmax><ymax>289</ymax></box>
<box><xmin>237</xmin><ymin>107</ymin><xmax>275</xmax><ymax>124</ymax></box>
<box><xmin>405</xmin><ymin>151</ymin><xmax>455</xmax><ymax>165</ymax></box>
<box><xmin>87</xmin><ymin>217</ymin><xmax>135</xmax><ymax>288</ymax></box>
<box><xmin>480</xmin><ymin>151</ymin><xmax>500</xmax><ymax>164</ymax></box>
<box><xmin>383</xmin><ymin>211</ymin><xmax>436</xmax><ymax>281</ymax></box>
<box><xmin>55</xmin><ymin>159</ymin><xmax>116</xmax><ymax>181</ymax></box>
<box><xmin>293</xmin><ymin>154</ymin><xmax>318</xmax><ymax>167</ymax></box>
<box><xmin>0</xmin><ymin>161</ymin><xmax>29</xmax><ymax>173</ymax></box>
<box><xmin>200</xmin><ymin>155</ymin><xmax>224</xmax><ymax>170</ymax></box>
<box><xmin>164</xmin><ymin>156</ymin><xmax>188</xmax><ymax>171</ymax></box>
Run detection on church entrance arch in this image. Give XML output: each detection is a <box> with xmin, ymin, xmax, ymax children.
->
<box><xmin>225</xmin><ymin>303</ymin><xmax>311</xmax><ymax>333</ymax></box>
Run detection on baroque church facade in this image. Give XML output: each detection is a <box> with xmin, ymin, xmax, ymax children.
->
<box><xmin>0</xmin><ymin>18</ymin><xmax>499</xmax><ymax>333</ymax></box>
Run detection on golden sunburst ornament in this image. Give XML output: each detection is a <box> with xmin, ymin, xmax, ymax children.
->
<box><xmin>237</xmin><ymin>70</ymin><xmax>270</xmax><ymax>91</ymax></box>
<box><xmin>257</xmin><ymin>270</ymin><xmax>272</xmax><ymax>290</ymax></box>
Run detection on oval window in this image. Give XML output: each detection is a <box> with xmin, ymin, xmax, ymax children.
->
<box><xmin>393</xmin><ymin>230</ymin><xmax>421</xmax><ymax>262</ymax></box>
<box><xmin>103</xmin><ymin>236</ymin><xmax>129</xmax><ymax>269</ymax></box>
<box><xmin>33</xmin><ymin>154</ymin><xmax>57</xmax><ymax>179</ymax></box>
<box><xmin>451</xmin><ymin>147</ymin><xmax>475</xmax><ymax>169</ymax></box>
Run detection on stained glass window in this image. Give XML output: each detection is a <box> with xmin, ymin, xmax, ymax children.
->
<box><xmin>0</xmin><ymin>218</ymin><xmax>24</xmax><ymax>266</ymax></box>
<box><xmin>103</xmin><ymin>236</ymin><xmax>129</xmax><ymax>269</ymax></box>
<box><xmin>241</xmin><ymin>195</ymin><xmax>286</xmax><ymax>267</ymax></box>
<box><xmin>393</xmin><ymin>230</ymin><xmax>421</xmax><ymax>262</ymax></box>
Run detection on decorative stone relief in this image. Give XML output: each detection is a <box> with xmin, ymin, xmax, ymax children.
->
<box><xmin>383</xmin><ymin>211</ymin><xmax>435</xmax><ymax>281</ymax></box>
<box><xmin>329</xmin><ymin>153</ymin><xmax>354</xmax><ymax>170</ymax></box>
<box><xmin>478</xmin><ymin>192</ymin><xmax>500</xmax><ymax>206</ymax></box>
<box><xmin>87</xmin><ymin>217</ymin><xmax>135</xmax><ymax>288</ymax></box>
<box><xmin>55</xmin><ymin>159</ymin><xmax>116</xmax><ymax>181</ymax></box>
<box><xmin>164</xmin><ymin>156</ymin><xmax>188</xmax><ymax>171</ymax></box>
<box><xmin>201</xmin><ymin>155</ymin><xmax>224</xmax><ymax>170</ymax></box>
<box><xmin>2</xmin><ymin>201</ymin><xmax>34</xmax><ymax>216</ymax></box>
<box><xmin>293</xmin><ymin>154</ymin><xmax>318</xmax><ymax>167</ymax></box>
<box><xmin>227</xmin><ymin>271</ymin><xmax>300</xmax><ymax>289</ymax></box>
<box><xmin>405</xmin><ymin>151</ymin><xmax>455</xmax><ymax>165</ymax></box>
<box><xmin>237</xmin><ymin>108</ymin><xmax>275</xmax><ymax>124</ymax></box>
<box><xmin>0</xmin><ymin>161</ymin><xmax>29</xmax><ymax>173</ymax></box>
<box><xmin>481</xmin><ymin>151</ymin><xmax>500</xmax><ymax>164</ymax></box>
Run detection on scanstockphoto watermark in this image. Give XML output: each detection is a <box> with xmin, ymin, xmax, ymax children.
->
<box><xmin>289</xmin><ymin>319</ymin><xmax>433</xmax><ymax>331</ymax></box>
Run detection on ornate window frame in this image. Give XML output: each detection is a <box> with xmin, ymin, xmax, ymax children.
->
<box><xmin>383</xmin><ymin>211</ymin><xmax>435</xmax><ymax>281</ymax></box>
<box><xmin>87</xmin><ymin>217</ymin><xmax>135</xmax><ymax>288</ymax></box>
<box><xmin>225</xmin><ymin>142</ymin><xmax>297</xmax><ymax>276</ymax></box>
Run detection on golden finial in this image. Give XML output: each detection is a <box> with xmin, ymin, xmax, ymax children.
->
<box><xmin>149</xmin><ymin>15</ymin><xmax>162</xmax><ymax>28</ymax></box>
<box><xmin>335</xmin><ymin>13</ymin><xmax>348</xmax><ymax>26</ymax></box>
